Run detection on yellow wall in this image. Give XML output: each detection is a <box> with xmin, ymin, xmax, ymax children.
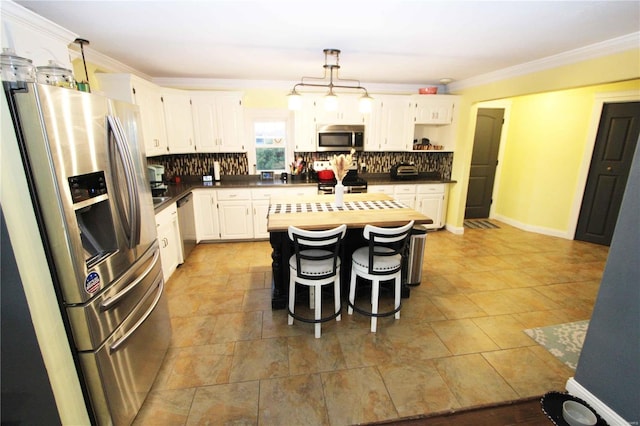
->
<box><xmin>497</xmin><ymin>81</ymin><xmax>639</xmax><ymax>230</ymax></box>
<box><xmin>449</xmin><ymin>48</ymin><xmax>640</xmax><ymax>235</ymax></box>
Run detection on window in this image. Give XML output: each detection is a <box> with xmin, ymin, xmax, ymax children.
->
<box><xmin>255</xmin><ymin>121</ymin><xmax>286</xmax><ymax>171</ymax></box>
<box><xmin>245</xmin><ymin>109</ymin><xmax>293</xmax><ymax>174</ymax></box>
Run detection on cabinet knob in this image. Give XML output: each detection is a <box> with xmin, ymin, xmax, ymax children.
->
<box><xmin>607</xmin><ymin>166</ymin><xmax>613</xmax><ymax>171</ymax></box>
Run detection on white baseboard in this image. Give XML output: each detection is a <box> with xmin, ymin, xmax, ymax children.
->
<box><xmin>445</xmin><ymin>224</ymin><xmax>464</xmax><ymax>234</ymax></box>
<box><xmin>493</xmin><ymin>214</ymin><xmax>573</xmax><ymax>239</ymax></box>
<box><xmin>566</xmin><ymin>377</ymin><xmax>631</xmax><ymax>426</ymax></box>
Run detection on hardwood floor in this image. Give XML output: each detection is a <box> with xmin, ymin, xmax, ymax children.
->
<box><xmin>368</xmin><ymin>397</ymin><xmax>548</xmax><ymax>425</ymax></box>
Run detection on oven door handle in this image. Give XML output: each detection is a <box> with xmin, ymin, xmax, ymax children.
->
<box><xmin>109</xmin><ymin>277</ymin><xmax>164</xmax><ymax>353</ymax></box>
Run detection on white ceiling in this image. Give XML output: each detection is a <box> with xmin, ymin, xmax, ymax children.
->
<box><xmin>13</xmin><ymin>1</ymin><xmax>640</xmax><ymax>88</ymax></box>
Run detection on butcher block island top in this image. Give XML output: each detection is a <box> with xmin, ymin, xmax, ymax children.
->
<box><xmin>267</xmin><ymin>193</ymin><xmax>433</xmax><ymax>232</ymax></box>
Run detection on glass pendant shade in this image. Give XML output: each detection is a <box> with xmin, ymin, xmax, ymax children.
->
<box><xmin>359</xmin><ymin>93</ymin><xmax>373</xmax><ymax>114</ymax></box>
<box><xmin>287</xmin><ymin>90</ymin><xmax>302</xmax><ymax>110</ymax></box>
<box><xmin>324</xmin><ymin>91</ymin><xmax>338</xmax><ymax>111</ymax></box>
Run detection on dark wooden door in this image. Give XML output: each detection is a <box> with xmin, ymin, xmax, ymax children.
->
<box><xmin>465</xmin><ymin>108</ymin><xmax>504</xmax><ymax>219</ymax></box>
<box><xmin>576</xmin><ymin>102</ymin><xmax>640</xmax><ymax>245</ymax></box>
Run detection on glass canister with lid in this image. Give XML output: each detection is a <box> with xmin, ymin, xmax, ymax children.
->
<box><xmin>0</xmin><ymin>48</ymin><xmax>36</xmax><ymax>83</ymax></box>
<box><xmin>36</xmin><ymin>60</ymin><xmax>76</xmax><ymax>89</ymax></box>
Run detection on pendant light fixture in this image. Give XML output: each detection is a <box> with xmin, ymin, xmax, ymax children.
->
<box><xmin>74</xmin><ymin>38</ymin><xmax>91</xmax><ymax>92</ymax></box>
<box><xmin>287</xmin><ymin>49</ymin><xmax>372</xmax><ymax>113</ymax></box>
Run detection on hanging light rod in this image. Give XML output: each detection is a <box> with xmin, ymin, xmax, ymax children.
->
<box><xmin>287</xmin><ymin>49</ymin><xmax>373</xmax><ymax>113</ymax></box>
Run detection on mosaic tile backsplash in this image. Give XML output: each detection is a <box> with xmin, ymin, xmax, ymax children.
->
<box><xmin>149</xmin><ymin>151</ymin><xmax>452</xmax><ymax>180</ymax></box>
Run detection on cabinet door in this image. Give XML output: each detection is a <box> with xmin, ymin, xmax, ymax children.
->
<box><xmin>193</xmin><ymin>190</ymin><xmax>220</xmax><ymax>241</ymax></box>
<box><xmin>191</xmin><ymin>94</ymin><xmax>219</xmax><ymax>152</ymax></box>
<box><xmin>416</xmin><ymin>184</ymin><xmax>448</xmax><ymax>229</ymax></box>
<box><xmin>314</xmin><ymin>95</ymin><xmax>367</xmax><ymax>125</ymax></box>
<box><xmin>218</xmin><ymin>200</ymin><xmax>253</xmax><ymax>239</ymax></box>
<box><xmin>216</xmin><ymin>94</ymin><xmax>245</xmax><ymax>152</ymax></box>
<box><xmin>416</xmin><ymin>194</ymin><xmax>443</xmax><ymax>229</ymax></box>
<box><xmin>155</xmin><ymin>204</ymin><xmax>182</xmax><ymax>280</ymax></box>
<box><xmin>380</xmin><ymin>95</ymin><xmax>412</xmax><ymax>151</ymax></box>
<box><xmin>133</xmin><ymin>81</ymin><xmax>168</xmax><ymax>156</ymax></box>
<box><xmin>413</xmin><ymin>98</ymin><xmax>454</xmax><ymax>124</ymax></box>
<box><xmin>252</xmin><ymin>200</ymin><xmax>270</xmax><ymax>239</ymax></box>
<box><xmin>294</xmin><ymin>96</ymin><xmax>317</xmax><ymax>151</ymax></box>
<box><xmin>163</xmin><ymin>89</ymin><xmax>195</xmax><ymax>153</ymax></box>
<box><xmin>394</xmin><ymin>185</ymin><xmax>416</xmax><ymax>208</ymax></box>
<box><xmin>191</xmin><ymin>93</ymin><xmax>244</xmax><ymax>152</ymax></box>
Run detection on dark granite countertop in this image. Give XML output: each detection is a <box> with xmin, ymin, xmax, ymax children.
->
<box><xmin>152</xmin><ymin>173</ymin><xmax>456</xmax><ymax>213</ymax></box>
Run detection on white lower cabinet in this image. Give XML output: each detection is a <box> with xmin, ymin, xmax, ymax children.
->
<box><xmin>369</xmin><ymin>183</ymin><xmax>448</xmax><ymax>229</ymax></box>
<box><xmin>393</xmin><ymin>184</ymin><xmax>416</xmax><ymax>209</ymax></box>
<box><xmin>416</xmin><ymin>184</ymin><xmax>448</xmax><ymax>229</ymax></box>
<box><xmin>251</xmin><ymin>188</ymin><xmax>276</xmax><ymax>239</ymax></box>
<box><xmin>155</xmin><ymin>203</ymin><xmax>183</xmax><ymax>280</ymax></box>
<box><xmin>251</xmin><ymin>186</ymin><xmax>317</xmax><ymax>238</ymax></box>
<box><xmin>217</xmin><ymin>189</ymin><xmax>253</xmax><ymax>240</ymax></box>
<box><xmin>193</xmin><ymin>189</ymin><xmax>220</xmax><ymax>242</ymax></box>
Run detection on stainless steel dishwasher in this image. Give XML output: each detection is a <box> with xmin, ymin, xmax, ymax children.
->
<box><xmin>176</xmin><ymin>192</ymin><xmax>196</xmax><ymax>260</ymax></box>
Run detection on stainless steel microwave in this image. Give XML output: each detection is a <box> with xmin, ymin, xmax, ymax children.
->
<box><xmin>317</xmin><ymin>124</ymin><xmax>365</xmax><ymax>152</ymax></box>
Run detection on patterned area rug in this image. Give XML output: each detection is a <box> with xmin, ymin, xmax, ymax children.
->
<box><xmin>524</xmin><ymin>320</ymin><xmax>589</xmax><ymax>370</ymax></box>
<box><xmin>463</xmin><ymin>219</ymin><xmax>500</xmax><ymax>229</ymax></box>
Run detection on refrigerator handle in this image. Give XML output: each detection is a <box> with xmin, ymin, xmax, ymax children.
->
<box><xmin>110</xmin><ymin>277</ymin><xmax>164</xmax><ymax>353</ymax></box>
<box><xmin>99</xmin><ymin>249</ymin><xmax>160</xmax><ymax>311</ymax></box>
<box><xmin>107</xmin><ymin>115</ymin><xmax>141</xmax><ymax>249</ymax></box>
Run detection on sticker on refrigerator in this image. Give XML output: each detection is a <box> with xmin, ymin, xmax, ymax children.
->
<box><xmin>85</xmin><ymin>272</ymin><xmax>101</xmax><ymax>294</ymax></box>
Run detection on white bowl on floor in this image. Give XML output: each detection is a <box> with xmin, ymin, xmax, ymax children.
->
<box><xmin>562</xmin><ymin>400</ymin><xmax>597</xmax><ymax>426</ymax></box>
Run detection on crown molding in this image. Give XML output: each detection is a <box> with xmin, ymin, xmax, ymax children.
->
<box><xmin>152</xmin><ymin>77</ymin><xmax>424</xmax><ymax>94</ymax></box>
<box><xmin>449</xmin><ymin>32</ymin><xmax>640</xmax><ymax>92</ymax></box>
<box><xmin>1</xmin><ymin>0</ymin><xmax>76</xmax><ymax>47</ymax></box>
<box><xmin>69</xmin><ymin>46</ymin><xmax>151</xmax><ymax>80</ymax></box>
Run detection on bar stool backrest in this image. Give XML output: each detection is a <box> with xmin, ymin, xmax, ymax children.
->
<box><xmin>362</xmin><ymin>220</ymin><xmax>415</xmax><ymax>276</ymax></box>
<box><xmin>288</xmin><ymin>224</ymin><xmax>347</xmax><ymax>281</ymax></box>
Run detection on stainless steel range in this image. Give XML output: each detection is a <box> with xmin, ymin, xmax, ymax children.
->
<box><xmin>313</xmin><ymin>161</ymin><xmax>368</xmax><ymax>194</ymax></box>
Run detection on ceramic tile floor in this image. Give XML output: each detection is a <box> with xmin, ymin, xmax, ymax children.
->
<box><xmin>133</xmin><ymin>221</ymin><xmax>609</xmax><ymax>425</ymax></box>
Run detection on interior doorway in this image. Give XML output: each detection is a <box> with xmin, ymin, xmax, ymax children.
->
<box><xmin>465</xmin><ymin>108</ymin><xmax>505</xmax><ymax>219</ymax></box>
<box><xmin>575</xmin><ymin>101</ymin><xmax>640</xmax><ymax>245</ymax></box>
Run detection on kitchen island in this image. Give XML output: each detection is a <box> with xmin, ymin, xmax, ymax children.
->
<box><xmin>267</xmin><ymin>193</ymin><xmax>433</xmax><ymax>309</ymax></box>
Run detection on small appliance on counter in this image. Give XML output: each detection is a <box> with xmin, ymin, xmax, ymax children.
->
<box><xmin>147</xmin><ymin>164</ymin><xmax>167</xmax><ymax>195</ymax></box>
<box><xmin>313</xmin><ymin>160</ymin><xmax>368</xmax><ymax>194</ymax></box>
<box><xmin>390</xmin><ymin>162</ymin><xmax>419</xmax><ymax>180</ymax></box>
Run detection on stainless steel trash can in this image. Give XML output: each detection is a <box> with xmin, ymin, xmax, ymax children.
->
<box><xmin>407</xmin><ymin>225</ymin><xmax>427</xmax><ymax>286</ymax></box>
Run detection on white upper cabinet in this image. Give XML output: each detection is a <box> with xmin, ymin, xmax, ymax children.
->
<box><xmin>312</xmin><ymin>94</ymin><xmax>368</xmax><ymax>125</ymax></box>
<box><xmin>411</xmin><ymin>95</ymin><xmax>460</xmax><ymax>152</ymax></box>
<box><xmin>162</xmin><ymin>88</ymin><xmax>195</xmax><ymax>153</ymax></box>
<box><xmin>412</xmin><ymin>95</ymin><xmax>455</xmax><ymax>124</ymax></box>
<box><xmin>293</xmin><ymin>96</ymin><xmax>318</xmax><ymax>151</ymax></box>
<box><xmin>96</xmin><ymin>74</ymin><xmax>169</xmax><ymax>156</ymax></box>
<box><xmin>191</xmin><ymin>91</ymin><xmax>245</xmax><ymax>153</ymax></box>
<box><xmin>368</xmin><ymin>95</ymin><xmax>413</xmax><ymax>152</ymax></box>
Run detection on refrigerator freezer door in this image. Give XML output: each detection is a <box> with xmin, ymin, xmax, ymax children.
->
<box><xmin>78</xmin><ymin>269</ymin><xmax>171</xmax><ymax>426</ymax></box>
<box><xmin>66</xmin><ymin>243</ymin><xmax>162</xmax><ymax>351</ymax></box>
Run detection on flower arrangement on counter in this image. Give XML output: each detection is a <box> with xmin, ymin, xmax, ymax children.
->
<box><xmin>329</xmin><ymin>149</ymin><xmax>355</xmax><ymax>182</ymax></box>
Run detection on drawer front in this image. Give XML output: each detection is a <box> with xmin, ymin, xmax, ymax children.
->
<box><xmin>155</xmin><ymin>202</ymin><xmax>177</xmax><ymax>225</ymax></box>
<box><xmin>417</xmin><ymin>184</ymin><xmax>445</xmax><ymax>194</ymax></box>
<box><xmin>279</xmin><ymin>187</ymin><xmax>316</xmax><ymax>197</ymax></box>
<box><xmin>394</xmin><ymin>185</ymin><xmax>416</xmax><ymax>194</ymax></box>
<box><xmin>251</xmin><ymin>188</ymin><xmax>278</xmax><ymax>200</ymax></box>
<box><xmin>217</xmin><ymin>189</ymin><xmax>251</xmax><ymax>200</ymax></box>
<box><xmin>369</xmin><ymin>185</ymin><xmax>394</xmax><ymax>194</ymax></box>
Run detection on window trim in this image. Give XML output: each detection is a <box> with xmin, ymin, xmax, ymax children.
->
<box><xmin>245</xmin><ymin>109</ymin><xmax>294</xmax><ymax>175</ymax></box>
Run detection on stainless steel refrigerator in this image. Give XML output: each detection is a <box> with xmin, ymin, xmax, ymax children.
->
<box><xmin>3</xmin><ymin>81</ymin><xmax>171</xmax><ymax>425</ymax></box>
